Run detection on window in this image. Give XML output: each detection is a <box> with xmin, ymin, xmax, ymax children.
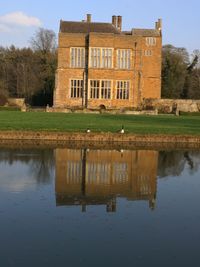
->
<box><xmin>102</xmin><ymin>48</ymin><xmax>112</xmax><ymax>68</ymax></box>
<box><xmin>101</xmin><ymin>80</ymin><xmax>111</xmax><ymax>99</ymax></box>
<box><xmin>117</xmin><ymin>49</ymin><xmax>131</xmax><ymax>69</ymax></box>
<box><xmin>90</xmin><ymin>80</ymin><xmax>112</xmax><ymax>99</ymax></box>
<box><xmin>90</xmin><ymin>48</ymin><xmax>113</xmax><ymax>68</ymax></box>
<box><xmin>90</xmin><ymin>80</ymin><xmax>100</xmax><ymax>99</ymax></box>
<box><xmin>90</xmin><ymin>48</ymin><xmax>101</xmax><ymax>68</ymax></box>
<box><xmin>70</xmin><ymin>48</ymin><xmax>85</xmax><ymax>68</ymax></box>
<box><xmin>144</xmin><ymin>50</ymin><xmax>153</xmax><ymax>56</ymax></box>
<box><xmin>70</xmin><ymin>80</ymin><xmax>83</xmax><ymax>98</ymax></box>
<box><xmin>146</xmin><ymin>37</ymin><xmax>156</xmax><ymax>46</ymax></box>
<box><xmin>116</xmin><ymin>81</ymin><xmax>130</xmax><ymax>100</ymax></box>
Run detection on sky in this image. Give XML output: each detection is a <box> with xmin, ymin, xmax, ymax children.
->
<box><xmin>0</xmin><ymin>0</ymin><xmax>200</xmax><ymax>53</ymax></box>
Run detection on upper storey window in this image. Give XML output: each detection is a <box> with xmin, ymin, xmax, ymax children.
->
<box><xmin>70</xmin><ymin>48</ymin><xmax>85</xmax><ymax>68</ymax></box>
<box><xmin>146</xmin><ymin>37</ymin><xmax>156</xmax><ymax>46</ymax></box>
<box><xmin>90</xmin><ymin>48</ymin><xmax>113</xmax><ymax>68</ymax></box>
<box><xmin>144</xmin><ymin>50</ymin><xmax>153</xmax><ymax>56</ymax></box>
<box><xmin>117</xmin><ymin>49</ymin><xmax>131</xmax><ymax>69</ymax></box>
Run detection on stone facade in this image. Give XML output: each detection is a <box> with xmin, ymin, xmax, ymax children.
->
<box><xmin>54</xmin><ymin>15</ymin><xmax>162</xmax><ymax>110</ymax></box>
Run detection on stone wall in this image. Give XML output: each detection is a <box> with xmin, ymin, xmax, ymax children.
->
<box><xmin>8</xmin><ymin>98</ymin><xmax>25</xmax><ymax>107</ymax></box>
<box><xmin>0</xmin><ymin>131</ymin><xmax>200</xmax><ymax>146</ymax></box>
<box><xmin>143</xmin><ymin>98</ymin><xmax>200</xmax><ymax>113</ymax></box>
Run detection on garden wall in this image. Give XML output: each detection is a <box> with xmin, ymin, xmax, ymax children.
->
<box><xmin>143</xmin><ymin>99</ymin><xmax>200</xmax><ymax>113</ymax></box>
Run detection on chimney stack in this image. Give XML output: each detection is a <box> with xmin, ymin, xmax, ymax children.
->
<box><xmin>158</xmin><ymin>18</ymin><xmax>162</xmax><ymax>30</ymax></box>
<box><xmin>155</xmin><ymin>18</ymin><xmax>162</xmax><ymax>31</ymax></box>
<box><xmin>112</xmin><ymin>15</ymin><xmax>122</xmax><ymax>31</ymax></box>
<box><xmin>155</xmin><ymin>21</ymin><xmax>158</xmax><ymax>29</ymax></box>
<box><xmin>117</xmin><ymin>16</ymin><xmax>122</xmax><ymax>31</ymax></box>
<box><xmin>87</xmin><ymin>14</ymin><xmax>92</xmax><ymax>23</ymax></box>
<box><xmin>112</xmin><ymin>15</ymin><xmax>117</xmax><ymax>27</ymax></box>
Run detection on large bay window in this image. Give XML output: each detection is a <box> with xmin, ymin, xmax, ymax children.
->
<box><xmin>116</xmin><ymin>81</ymin><xmax>130</xmax><ymax>100</ymax></box>
<box><xmin>70</xmin><ymin>48</ymin><xmax>85</xmax><ymax>68</ymax></box>
<box><xmin>102</xmin><ymin>49</ymin><xmax>113</xmax><ymax>68</ymax></box>
<box><xmin>117</xmin><ymin>49</ymin><xmax>131</xmax><ymax>69</ymax></box>
<box><xmin>90</xmin><ymin>48</ymin><xmax>113</xmax><ymax>68</ymax></box>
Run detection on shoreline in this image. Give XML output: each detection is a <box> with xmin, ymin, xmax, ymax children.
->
<box><xmin>0</xmin><ymin>131</ymin><xmax>200</xmax><ymax>149</ymax></box>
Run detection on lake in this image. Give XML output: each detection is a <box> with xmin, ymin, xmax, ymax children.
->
<box><xmin>0</xmin><ymin>146</ymin><xmax>200</xmax><ymax>267</ymax></box>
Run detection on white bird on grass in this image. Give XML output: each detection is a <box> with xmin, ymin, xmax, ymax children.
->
<box><xmin>120</xmin><ymin>125</ymin><xmax>124</xmax><ymax>134</ymax></box>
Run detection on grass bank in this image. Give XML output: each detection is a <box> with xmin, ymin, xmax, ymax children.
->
<box><xmin>0</xmin><ymin>111</ymin><xmax>200</xmax><ymax>135</ymax></box>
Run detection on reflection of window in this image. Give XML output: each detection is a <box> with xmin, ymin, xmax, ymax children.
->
<box><xmin>90</xmin><ymin>48</ymin><xmax>113</xmax><ymax>68</ymax></box>
<box><xmin>87</xmin><ymin>163</ymin><xmax>110</xmax><ymax>184</ymax></box>
<box><xmin>70</xmin><ymin>80</ymin><xmax>83</xmax><ymax>98</ymax></box>
<box><xmin>113</xmin><ymin>163</ymin><xmax>128</xmax><ymax>183</ymax></box>
<box><xmin>66</xmin><ymin>161</ymin><xmax>82</xmax><ymax>183</ymax></box>
<box><xmin>116</xmin><ymin>81</ymin><xmax>130</xmax><ymax>100</ymax></box>
<box><xmin>70</xmin><ymin>48</ymin><xmax>85</xmax><ymax>68</ymax></box>
<box><xmin>117</xmin><ymin>49</ymin><xmax>131</xmax><ymax>69</ymax></box>
<box><xmin>146</xmin><ymin>37</ymin><xmax>156</xmax><ymax>46</ymax></box>
<box><xmin>90</xmin><ymin>80</ymin><xmax>112</xmax><ymax>99</ymax></box>
<box><xmin>138</xmin><ymin>175</ymin><xmax>151</xmax><ymax>194</ymax></box>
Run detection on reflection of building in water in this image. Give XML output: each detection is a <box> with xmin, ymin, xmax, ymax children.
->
<box><xmin>55</xmin><ymin>149</ymin><xmax>158</xmax><ymax>212</ymax></box>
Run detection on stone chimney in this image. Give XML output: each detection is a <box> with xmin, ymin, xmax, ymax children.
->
<box><xmin>112</xmin><ymin>15</ymin><xmax>122</xmax><ymax>31</ymax></box>
<box><xmin>155</xmin><ymin>21</ymin><xmax>158</xmax><ymax>29</ymax></box>
<box><xmin>155</xmin><ymin>18</ymin><xmax>162</xmax><ymax>31</ymax></box>
<box><xmin>117</xmin><ymin>16</ymin><xmax>122</xmax><ymax>31</ymax></box>
<box><xmin>87</xmin><ymin>14</ymin><xmax>92</xmax><ymax>23</ymax></box>
<box><xmin>112</xmin><ymin>15</ymin><xmax>117</xmax><ymax>27</ymax></box>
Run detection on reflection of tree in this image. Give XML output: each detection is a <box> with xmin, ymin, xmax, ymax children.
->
<box><xmin>0</xmin><ymin>149</ymin><xmax>34</xmax><ymax>165</ymax></box>
<box><xmin>184</xmin><ymin>152</ymin><xmax>194</xmax><ymax>170</ymax></box>
<box><xmin>0</xmin><ymin>148</ymin><xmax>54</xmax><ymax>184</ymax></box>
<box><xmin>158</xmin><ymin>151</ymin><xmax>186</xmax><ymax>178</ymax></box>
<box><xmin>29</xmin><ymin>150</ymin><xmax>54</xmax><ymax>184</ymax></box>
<box><xmin>185</xmin><ymin>151</ymin><xmax>200</xmax><ymax>175</ymax></box>
<box><xmin>158</xmin><ymin>151</ymin><xmax>200</xmax><ymax>178</ymax></box>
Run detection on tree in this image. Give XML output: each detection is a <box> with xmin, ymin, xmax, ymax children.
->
<box><xmin>30</xmin><ymin>28</ymin><xmax>56</xmax><ymax>54</ymax></box>
<box><xmin>0</xmin><ymin>28</ymin><xmax>57</xmax><ymax>106</ymax></box>
<box><xmin>30</xmin><ymin>28</ymin><xmax>57</xmax><ymax>106</ymax></box>
<box><xmin>162</xmin><ymin>45</ymin><xmax>189</xmax><ymax>98</ymax></box>
<box><xmin>162</xmin><ymin>45</ymin><xmax>200</xmax><ymax>100</ymax></box>
<box><xmin>181</xmin><ymin>54</ymin><xmax>199</xmax><ymax>99</ymax></box>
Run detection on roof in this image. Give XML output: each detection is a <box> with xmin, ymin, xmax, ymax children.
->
<box><xmin>60</xmin><ymin>21</ymin><xmax>121</xmax><ymax>34</ymax></box>
<box><xmin>132</xmin><ymin>29</ymin><xmax>161</xmax><ymax>37</ymax></box>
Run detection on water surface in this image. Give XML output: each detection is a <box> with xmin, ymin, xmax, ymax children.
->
<box><xmin>0</xmin><ymin>147</ymin><xmax>200</xmax><ymax>267</ymax></box>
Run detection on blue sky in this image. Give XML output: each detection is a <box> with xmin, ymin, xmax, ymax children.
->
<box><xmin>0</xmin><ymin>0</ymin><xmax>200</xmax><ymax>52</ymax></box>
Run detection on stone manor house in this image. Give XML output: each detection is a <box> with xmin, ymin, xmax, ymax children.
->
<box><xmin>53</xmin><ymin>15</ymin><xmax>162</xmax><ymax>110</ymax></box>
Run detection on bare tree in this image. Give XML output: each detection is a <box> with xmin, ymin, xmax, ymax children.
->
<box><xmin>192</xmin><ymin>50</ymin><xmax>200</xmax><ymax>68</ymax></box>
<box><xmin>30</xmin><ymin>28</ymin><xmax>57</xmax><ymax>54</ymax></box>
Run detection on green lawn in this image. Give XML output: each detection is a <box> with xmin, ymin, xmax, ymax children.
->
<box><xmin>0</xmin><ymin>111</ymin><xmax>200</xmax><ymax>135</ymax></box>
